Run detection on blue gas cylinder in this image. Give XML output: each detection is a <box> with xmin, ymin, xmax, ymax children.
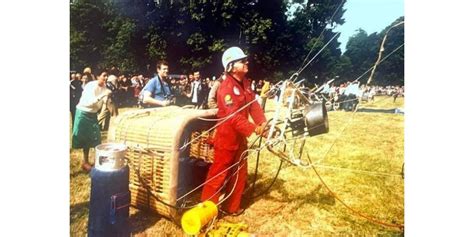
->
<box><xmin>88</xmin><ymin>166</ymin><xmax>131</xmax><ymax>237</ymax></box>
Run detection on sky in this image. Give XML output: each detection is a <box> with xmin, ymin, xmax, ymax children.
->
<box><xmin>334</xmin><ymin>0</ymin><xmax>404</xmax><ymax>52</ymax></box>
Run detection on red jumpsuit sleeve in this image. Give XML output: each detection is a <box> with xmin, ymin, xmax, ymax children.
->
<box><xmin>249</xmin><ymin>95</ymin><xmax>266</xmax><ymax>126</ymax></box>
<box><xmin>217</xmin><ymin>86</ymin><xmax>257</xmax><ymax>137</ymax></box>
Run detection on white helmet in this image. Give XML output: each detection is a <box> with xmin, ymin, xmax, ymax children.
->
<box><xmin>222</xmin><ymin>46</ymin><xmax>247</xmax><ymax>71</ymax></box>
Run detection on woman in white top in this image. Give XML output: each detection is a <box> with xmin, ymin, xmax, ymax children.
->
<box><xmin>72</xmin><ymin>69</ymin><xmax>111</xmax><ymax>172</ymax></box>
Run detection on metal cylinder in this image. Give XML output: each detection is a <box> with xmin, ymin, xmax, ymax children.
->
<box><xmin>95</xmin><ymin>143</ymin><xmax>127</xmax><ymax>172</ymax></box>
<box><xmin>88</xmin><ymin>166</ymin><xmax>131</xmax><ymax>237</ymax></box>
<box><xmin>304</xmin><ymin>102</ymin><xmax>329</xmax><ymax>136</ymax></box>
<box><xmin>181</xmin><ymin>201</ymin><xmax>218</xmax><ymax>235</ymax></box>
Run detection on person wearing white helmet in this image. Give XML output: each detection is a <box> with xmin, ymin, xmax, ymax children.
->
<box><xmin>221</xmin><ymin>46</ymin><xmax>248</xmax><ymax>73</ymax></box>
<box><xmin>201</xmin><ymin>46</ymin><xmax>270</xmax><ymax>215</ymax></box>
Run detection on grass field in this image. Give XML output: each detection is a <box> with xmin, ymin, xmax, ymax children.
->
<box><xmin>70</xmin><ymin>96</ymin><xmax>404</xmax><ymax>236</ymax></box>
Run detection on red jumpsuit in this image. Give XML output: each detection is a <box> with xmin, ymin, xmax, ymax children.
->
<box><xmin>201</xmin><ymin>74</ymin><xmax>266</xmax><ymax>213</ymax></box>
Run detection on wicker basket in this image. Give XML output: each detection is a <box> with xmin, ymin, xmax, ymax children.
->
<box><xmin>107</xmin><ymin>106</ymin><xmax>217</xmax><ymax>218</ymax></box>
<box><xmin>190</xmin><ymin>130</ymin><xmax>215</xmax><ymax>163</ymax></box>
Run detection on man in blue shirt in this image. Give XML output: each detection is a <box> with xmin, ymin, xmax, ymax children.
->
<box><xmin>141</xmin><ymin>60</ymin><xmax>173</xmax><ymax>108</ymax></box>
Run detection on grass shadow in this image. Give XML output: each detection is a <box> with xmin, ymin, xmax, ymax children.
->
<box><xmin>70</xmin><ymin>202</ymin><xmax>166</xmax><ymax>235</ymax></box>
<box><xmin>70</xmin><ymin>170</ymin><xmax>90</xmax><ymax>179</ymax></box>
<box><xmin>129</xmin><ymin>209</ymin><xmax>163</xmax><ymax>234</ymax></box>
<box><xmin>244</xmin><ymin>173</ymin><xmax>336</xmax><ymax>210</ymax></box>
<box><xmin>70</xmin><ymin>201</ymin><xmax>89</xmax><ymax>222</ymax></box>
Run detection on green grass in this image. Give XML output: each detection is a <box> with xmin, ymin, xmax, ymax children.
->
<box><xmin>70</xmin><ymin>96</ymin><xmax>404</xmax><ymax>236</ymax></box>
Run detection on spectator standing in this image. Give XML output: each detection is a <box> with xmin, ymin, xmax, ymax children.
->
<box><xmin>174</xmin><ymin>76</ymin><xmax>189</xmax><ymax>106</ymax></box>
<box><xmin>190</xmin><ymin>71</ymin><xmax>202</xmax><ymax>108</ymax></box>
<box><xmin>256</xmin><ymin>80</ymin><xmax>263</xmax><ymax>95</ymax></box>
<box><xmin>259</xmin><ymin>79</ymin><xmax>271</xmax><ymax>110</ymax></box>
<box><xmin>207</xmin><ymin>74</ymin><xmax>225</xmax><ymax>109</ymax></box>
<box><xmin>199</xmin><ymin>76</ymin><xmax>210</xmax><ymax>109</ymax></box>
<box><xmin>140</xmin><ymin>60</ymin><xmax>173</xmax><ymax>108</ymax></box>
<box><xmin>98</xmin><ymin>74</ymin><xmax>119</xmax><ymax>131</ymax></box>
<box><xmin>393</xmin><ymin>86</ymin><xmax>402</xmax><ymax>102</ymax></box>
<box><xmin>72</xmin><ymin>69</ymin><xmax>111</xmax><ymax>172</ymax></box>
<box><xmin>70</xmin><ymin>72</ymin><xmax>83</xmax><ymax>125</ymax></box>
<box><xmin>83</xmin><ymin>67</ymin><xmax>96</xmax><ymax>83</ymax></box>
<box><xmin>369</xmin><ymin>86</ymin><xmax>376</xmax><ymax>101</ymax></box>
<box><xmin>341</xmin><ymin>81</ymin><xmax>361</xmax><ymax>111</ymax></box>
<box><xmin>118</xmin><ymin>74</ymin><xmax>133</xmax><ymax>106</ymax></box>
<box><xmin>183</xmin><ymin>74</ymin><xmax>193</xmax><ymax>104</ymax></box>
<box><xmin>131</xmin><ymin>75</ymin><xmax>144</xmax><ymax>106</ymax></box>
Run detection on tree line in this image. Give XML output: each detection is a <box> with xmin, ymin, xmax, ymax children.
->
<box><xmin>70</xmin><ymin>0</ymin><xmax>404</xmax><ymax>86</ymax></box>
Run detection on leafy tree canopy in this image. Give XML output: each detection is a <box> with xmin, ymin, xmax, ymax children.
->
<box><xmin>70</xmin><ymin>0</ymin><xmax>403</xmax><ymax>86</ymax></box>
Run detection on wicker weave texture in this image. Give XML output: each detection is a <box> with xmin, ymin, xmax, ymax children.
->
<box><xmin>110</xmin><ymin>107</ymin><xmax>186</xmax><ymax>217</ymax></box>
<box><xmin>107</xmin><ymin>106</ymin><xmax>218</xmax><ymax>218</ymax></box>
<box><xmin>189</xmin><ymin>130</ymin><xmax>215</xmax><ymax>163</ymax></box>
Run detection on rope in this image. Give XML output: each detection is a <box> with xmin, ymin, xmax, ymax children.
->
<box><xmin>179</xmin><ymin>81</ymin><xmax>284</xmax><ymax>150</ymax></box>
<box><xmin>354</xmin><ymin>43</ymin><xmax>404</xmax><ymax>83</ymax></box>
<box><xmin>116</xmin><ymin>40</ymin><xmax>405</xmax><ymax>219</ymax></box>
<box><xmin>299</xmin><ymin>0</ymin><xmax>345</xmax><ymax>71</ymax></box>
<box><xmin>296</xmin><ymin>32</ymin><xmax>341</xmax><ymax>75</ymax></box>
<box><xmin>314</xmin><ymin>102</ymin><xmax>359</xmax><ymax>165</ymax></box>
<box><xmin>176</xmin><ymin>147</ymin><xmax>265</xmax><ymax>203</ymax></box>
<box><xmin>367</xmin><ymin>21</ymin><xmax>404</xmax><ymax>85</ymax></box>
<box><xmin>306</xmin><ymin>153</ymin><xmax>404</xmax><ymax>230</ymax></box>
<box><xmin>177</xmin><ymin>128</ymin><xmax>273</xmax><ymax>207</ymax></box>
<box><xmin>306</xmin><ymin>163</ymin><xmax>402</xmax><ymax>178</ymax></box>
<box><xmin>196</xmin><ymin>117</ymin><xmax>223</xmax><ymax>122</ymax></box>
<box><xmin>285</xmin><ymin>90</ymin><xmax>403</xmax><ymax>229</ymax></box>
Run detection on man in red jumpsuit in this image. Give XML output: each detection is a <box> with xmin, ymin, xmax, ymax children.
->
<box><xmin>201</xmin><ymin>46</ymin><xmax>268</xmax><ymax>215</ymax></box>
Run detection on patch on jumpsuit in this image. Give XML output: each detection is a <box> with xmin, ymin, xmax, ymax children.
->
<box><xmin>233</xmin><ymin>86</ymin><xmax>240</xmax><ymax>95</ymax></box>
<box><xmin>224</xmin><ymin>94</ymin><xmax>233</xmax><ymax>106</ymax></box>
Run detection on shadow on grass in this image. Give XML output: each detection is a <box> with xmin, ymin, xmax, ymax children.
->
<box><xmin>243</xmin><ymin>174</ymin><xmax>336</xmax><ymax>210</ymax></box>
<box><xmin>70</xmin><ymin>170</ymin><xmax>90</xmax><ymax>179</ymax></box>
<box><xmin>71</xmin><ymin>202</ymin><xmax>164</xmax><ymax>234</ymax></box>
<box><xmin>70</xmin><ymin>201</ymin><xmax>89</xmax><ymax>222</ymax></box>
<box><xmin>129</xmin><ymin>210</ymin><xmax>163</xmax><ymax>234</ymax></box>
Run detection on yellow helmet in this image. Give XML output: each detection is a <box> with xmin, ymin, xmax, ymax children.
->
<box><xmin>222</xmin><ymin>46</ymin><xmax>247</xmax><ymax>71</ymax></box>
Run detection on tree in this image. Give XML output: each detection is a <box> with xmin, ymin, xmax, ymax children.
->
<box><xmin>375</xmin><ymin>16</ymin><xmax>404</xmax><ymax>85</ymax></box>
<box><xmin>342</xmin><ymin>17</ymin><xmax>404</xmax><ymax>86</ymax></box>
<box><xmin>70</xmin><ymin>0</ymin><xmax>108</xmax><ymax>71</ymax></box>
<box><xmin>70</xmin><ymin>0</ymin><xmax>139</xmax><ymax>73</ymax></box>
<box><xmin>285</xmin><ymin>0</ymin><xmax>346</xmax><ymax>84</ymax></box>
<box><xmin>70</xmin><ymin>0</ymin><xmax>355</xmax><ymax>84</ymax></box>
<box><xmin>342</xmin><ymin>29</ymin><xmax>379</xmax><ymax>83</ymax></box>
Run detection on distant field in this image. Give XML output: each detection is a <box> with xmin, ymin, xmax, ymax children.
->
<box><xmin>70</xmin><ymin>96</ymin><xmax>404</xmax><ymax>236</ymax></box>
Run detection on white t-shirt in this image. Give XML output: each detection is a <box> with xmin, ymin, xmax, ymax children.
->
<box><xmin>76</xmin><ymin>80</ymin><xmax>108</xmax><ymax>113</ymax></box>
<box><xmin>191</xmin><ymin>80</ymin><xmax>201</xmax><ymax>103</ymax></box>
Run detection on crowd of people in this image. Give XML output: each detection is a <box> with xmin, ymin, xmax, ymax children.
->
<box><xmin>70</xmin><ymin>64</ymin><xmax>274</xmax><ymax>130</ymax></box>
<box><xmin>70</xmin><ymin>65</ymin><xmax>405</xmax><ymax>132</ymax></box>
<box><xmin>319</xmin><ymin>81</ymin><xmax>405</xmax><ymax>111</ymax></box>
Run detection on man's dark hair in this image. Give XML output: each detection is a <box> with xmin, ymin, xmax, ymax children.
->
<box><xmin>97</xmin><ymin>68</ymin><xmax>108</xmax><ymax>76</ymax></box>
<box><xmin>156</xmin><ymin>60</ymin><xmax>169</xmax><ymax>70</ymax></box>
<box><xmin>109</xmin><ymin>66</ymin><xmax>120</xmax><ymax>76</ymax></box>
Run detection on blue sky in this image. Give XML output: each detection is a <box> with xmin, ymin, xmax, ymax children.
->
<box><xmin>334</xmin><ymin>0</ymin><xmax>404</xmax><ymax>52</ymax></box>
